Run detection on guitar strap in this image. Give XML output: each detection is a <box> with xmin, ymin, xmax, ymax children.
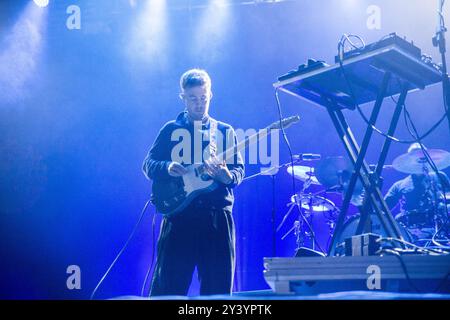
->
<box><xmin>208</xmin><ymin>118</ymin><xmax>220</xmax><ymax>227</ymax></box>
<box><xmin>208</xmin><ymin>118</ymin><xmax>218</xmax><ymax>159</ymax></box>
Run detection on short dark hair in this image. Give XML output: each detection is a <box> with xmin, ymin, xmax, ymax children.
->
<box><xmin>179</xmin><ymin>69</ymin><xmax>211</xmax><ymax>91</ymax></box>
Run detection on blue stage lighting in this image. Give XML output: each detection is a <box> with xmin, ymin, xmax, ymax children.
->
<box><xmin>33</xmin><ymin>0</ymin><xmax>49</xmax><ymax>8</ymax></box>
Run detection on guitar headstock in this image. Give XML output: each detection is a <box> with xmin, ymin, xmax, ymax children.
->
<box><xmin>267</xmin><ymin>115</ymin><xmax>300</xmax><ymax>130</ymax></box>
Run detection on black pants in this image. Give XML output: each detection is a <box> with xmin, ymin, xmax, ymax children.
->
<box><xmin>150</xmin><ymin>202</ymin><xmax>235</xmax><ymax>296</ymax></box>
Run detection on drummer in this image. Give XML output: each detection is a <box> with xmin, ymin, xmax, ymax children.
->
<box><xmin>384</xmin><ymin>143</ymin><xmax>450</xmax><ymax>214</ymax></box>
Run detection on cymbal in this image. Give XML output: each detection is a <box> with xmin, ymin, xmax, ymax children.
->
<box><xmin>315</xmin><ymin>156</ymin><xmax>364</xmax><ymax>206</ymax></box>
<box><xmin>290</xmin><ymin>194</ymin><xmax>336</xmax><ymax>212</ymax></box>
<box><xmin>286</xmin><ymin>165</ymin><xmax>320</xmax><ymax>185</ymax></box>
<box><xmin>392</xmin><ymin>149</ymin><xmax>450</xmax><ymax>174</ymax></box>
<box><xmin>315</xmin><ymin>156</ymin><xmax>350</xmax><ymax>189</ymax></box>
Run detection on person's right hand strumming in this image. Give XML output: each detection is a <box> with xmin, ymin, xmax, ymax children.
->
<box><xmin>168</xmin><ymin>162</ymin><xmax>188</xmax><ymax>177</ymax></box>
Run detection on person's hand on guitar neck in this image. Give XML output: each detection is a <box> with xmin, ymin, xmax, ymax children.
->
<box><xmin>168</xmin><ymin>162</ymin><xmax>188</xmax><ymax>177</ymax></box>
<box><xmin>204</xmin><ymin>155</ymin><xmax>233</xmax><ymax>185</ymax></box>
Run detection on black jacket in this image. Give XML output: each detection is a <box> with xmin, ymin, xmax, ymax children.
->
<box><xmin>142</xmin><ymin>111</ymin><xmax>245</xmax><ymax>212</ymax></box>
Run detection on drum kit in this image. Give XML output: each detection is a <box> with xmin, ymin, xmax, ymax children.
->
<box><xmin>390</xmin><ymin>148</ymin><xmax>450</xmax><ymax>246</ymax></box>
<box><xmin>279</xmin><ymin>148</ymin><xmax>450</xmax><ymax>254</ymax></box>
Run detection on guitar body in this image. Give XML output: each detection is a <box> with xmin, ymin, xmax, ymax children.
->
<box><xmin>151</xmin><ymin>163</ymin><xmax>219</xmax><ymax>216</ymax></box>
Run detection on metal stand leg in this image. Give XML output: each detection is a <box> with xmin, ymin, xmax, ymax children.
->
<box><xmin>356</xmin><ymin>87</ymin><xmax>408</xmax><ymax>235</ymax></box>
<box><xmin>280</xmin><ymin>198</ymin><xmax>325</xmax><ymax>254</ymax></box>
<box><xmin>327</xmin><ymin>72</ymin><xmax>407</xmax><ymax>255</ymax></box>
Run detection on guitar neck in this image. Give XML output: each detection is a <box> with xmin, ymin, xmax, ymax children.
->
<box><xmin>217</xmin><ymin>128</ymin><xmax>274</xmax><ymax>162</ymax></box>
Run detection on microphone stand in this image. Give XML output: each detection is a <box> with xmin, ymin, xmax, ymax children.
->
<box><xmin>271</xmin><ymin>175</ymin><xmax>276</xmax><ymax>256</ymax></box>
<box><xmin>433</xmin><ymin>0</ymin><xmax>450</xmax><ymax>134</ymax></box>
<box><xmin>243</xmin><ymin>161</ymin><xmax>298</xmax><ymax>257</ymax></box>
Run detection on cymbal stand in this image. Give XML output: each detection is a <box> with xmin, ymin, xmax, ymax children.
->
<box><xmin>279</xmin><ymin>175</ymin><xmax>325</xmax><ymax>253</ymax></box>
<box><xmin>422</xmin><ymin>164</ymin><xmax>449</xmax><ymax>244</ymax></box>
<box><xmin>243</xmin><ymin>161</ymin><xmax>300</xmax><ymax>257</ymax></box>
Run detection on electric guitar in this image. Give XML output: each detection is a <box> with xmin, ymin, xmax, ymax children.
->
<box><xmin>151</xmin><ymin>115</ymin><xmax>300</xmax><ymax>215</ymax></box>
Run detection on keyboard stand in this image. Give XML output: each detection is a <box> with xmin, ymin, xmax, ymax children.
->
<box><xmin>274</xmin><ymin>45</ymin><xmax>442</xmax><ymax>255</ymax></box>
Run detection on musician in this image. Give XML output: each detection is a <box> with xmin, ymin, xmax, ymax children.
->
<box><xmin>142</xmin><ymin>69</ymin><xmax>244</xmax><ymax>296</ymax></box>
<box><xmin>384</xmin><ymin>143</ymin><xmax>450</xmax><ymax>220</ymax></box>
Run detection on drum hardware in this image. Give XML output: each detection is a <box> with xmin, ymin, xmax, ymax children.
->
<box><xmin>286</xmin><ymin>165</ymin><xmax>320</xmax><ymax>186</ymax></box>
<box><xmin>395</xmin><ymin>209</ymin><xmax>437</xmax><ymax>230</ymax></box>
<box><xmin>243</xmin><ymin>159</ymin><xmax>310</xmax><ymax>257</ymax></box>
<box><xmin>395</xmin><ymin>207</ymin><xmax>450</xmax><ymax>246</ymax></box>
<box><xmin>275</xmin><ymin>35</ymin><xmax>443</xmax><ymax>255</ymax></box>
<box><xmin>281</xmin><ymin>164</ymin><xmax>340</xmax><ymax>254</ymax></box>
<box><xmin>278</xmin><ymin>193</ymin><xmax>327</xmax><ymax>253</ymax></box>
<box><xmin>315</xmin><ymin>156</ymin><xmax>365</xmax><ymax>207</ymax></box>
<box><xmin>390</xmin><ymin>148</ymin><xmax>450</xmax><ymax>246</ymax></box>
<box><xmin>282</xmin><ymin>153</ymin><xmax>449</xmax><ymax>253</ymax></box>
<box><xmin>281</xmin><ymin>148</ymin><xmax>450</xmax><ymax>253</ymax></box>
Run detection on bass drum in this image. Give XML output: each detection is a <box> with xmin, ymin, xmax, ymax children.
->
<box><xmin>333</xmin><ymin>214</ymin><xmax>413</xmax><ymax>254</ymax></box>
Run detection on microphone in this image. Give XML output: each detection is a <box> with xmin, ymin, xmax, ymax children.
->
<box><xmin>293</xmin><ymin>153</ymin><xmax>322</xmax><ymax>161</ymax></box>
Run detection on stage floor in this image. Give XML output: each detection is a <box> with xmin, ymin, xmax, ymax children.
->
<box><xmin>113</xmin><ymin>290</ymin><xmax>450</xmax><ymax>300</ymax></box>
